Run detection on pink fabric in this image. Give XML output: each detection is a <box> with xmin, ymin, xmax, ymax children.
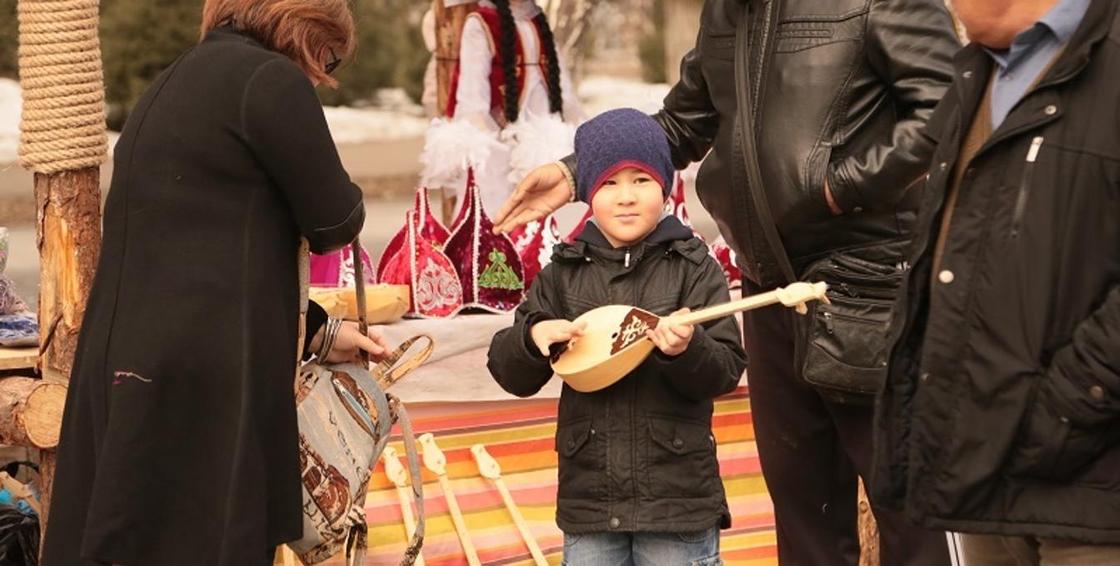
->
<box><xmin>310</xmin><ymin>246</ymin><xmax>376</xmax><ymax>287</ymax></box>
<box><xmin>444</xmin><ymin>172</ymin><xmax>525</xmax><ymax>313</ymax></box>
<box><xmin>378</xmin><ymin>210</ymin><xmax>464</xmax><ymax>318</ymax></box>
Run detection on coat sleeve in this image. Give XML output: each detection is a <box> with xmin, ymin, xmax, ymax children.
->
<box><xmin>654</xmin><ymin>257</ymin><xmax>748</xmax><ymax>401</ymax></box>
<box><xmin>826</xmin><ymin>0</ymin><xmax>958</xmax><ymax>213</ymax></box>
<box><xmin>1041</xmin><ymin>285</ymin><xmax>1120</xmax><ymax>426</ymax></box>
<box><xmin>487</xmin><ymin>263</ymin><xmax>562</xmax><ymax>397</ymax></box>
<box><xmin>241</xmin><ymin>58</ymin><xmax>365</xmax><ymax>254</ymax></box>
<box><xmin>653</xmin><ymin>22</ymin><xmax>721</xmax><ymax>169</ymax></box>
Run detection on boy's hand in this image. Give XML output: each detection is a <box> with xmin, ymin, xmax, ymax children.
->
<box><xmin>530</xmin><ymin>319</ymin><xmax>587</xmax><ymax>357</ymax></box>
<box><xmin>647</xmin><ymin>308</ymin><xmax>694</xmax><ymax>357</ymax></box>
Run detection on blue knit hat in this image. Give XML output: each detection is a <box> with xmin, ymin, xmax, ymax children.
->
<box><xmin>574</xmin><ymin>108</ymin><xmax>675</xmax><ymax>204</ymax></box>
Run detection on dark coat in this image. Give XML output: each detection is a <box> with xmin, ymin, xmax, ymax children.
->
<box><xmin>487</xmin><ymin>217</ymin><xmax>748</xmax><ymax>534</ymax></box>
<box><xmin>43</xmin><ymin>28</ymin><xmax>364</xmax><ymax>566</ymax></box>
<box><xmin>873</xmin><ymin>0</ymin><xmax>1120</xmax><ymax>543</ymax></box>
<box><xmin>652</xmin><ymin>0</ymin><xmax>957</xmax><ymax>285</ymax></box>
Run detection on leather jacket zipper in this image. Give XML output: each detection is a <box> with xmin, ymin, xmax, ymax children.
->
<box><xmin>1011</xmin><ymin>136</ymin><xmax>1044</xmax><ymax>239</ymax></box>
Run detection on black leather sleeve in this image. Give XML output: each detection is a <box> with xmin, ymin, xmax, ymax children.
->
<box><xmin>654</xmin><ymin>25</ymin><xmax>721</xmax><ymax>170</ymax></box>
<box><xmin>827</xmin><ymin>0</ymin><xmax>959</xmax><ymax>212</ymax></box>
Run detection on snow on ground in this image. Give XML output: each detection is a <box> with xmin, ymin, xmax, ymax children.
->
<box><xmin>0</xmin><ymin>75</ymin><xmax>670</xmax><ymax>164</ymax></box>
<box><xmin>322</xmin><ymin>106</ymin><xmax>429</xmax><ymax>144</ymax></box>
<box><xmin>577</xmin><ymin>76</ymin><xmax>671</xmax><ymax>118</ymax></box>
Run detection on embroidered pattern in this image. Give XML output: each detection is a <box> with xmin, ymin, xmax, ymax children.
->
<box><xmin>478</xmin><ymin>250</ymin><xmax>524</xmax><ymax>290</ymax></box>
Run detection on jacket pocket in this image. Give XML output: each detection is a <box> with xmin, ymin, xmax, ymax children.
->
<box><xmin>1010</xmin><ymin>136</ymin><xmax>1044</xmax><ymax>239</ymax></box>
<box><xmin>645</xmin><ymin>416</ymin><xmax>718</xmax><ymax>499</ymax></box>
<box><xmin>556</xmin><ymin>417</ymin><xmax>606</xmax><ymax>500</ymax></box>
<box><xmin>796</xmin><ymin>241</ymin><xmax>908</xmax><ymax>400</ymax></box>
<box><xmin>700</xmin><ymin>31</ymin><xmax>736</xmax><ymax>62</ymax></box>
<box><xmin>1007</xmin><ymin>380</ymin><xmax>1120</xmax><ymax>481</ymax></box>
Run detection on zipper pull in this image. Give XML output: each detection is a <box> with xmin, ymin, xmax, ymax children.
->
<box><xmin>624</xmin><ymin>249</ymin><xmax>631</xmax><ymax>268</ymax></box>
<box><xmin>824</xmin><ymin>312</ymin><xmax>835</xmax><ymax>334</ymax></box>
<box><xmin>1027</xmin><ymin>136</ymin><xmax>1044</xmax><ymax>163</ymax></box>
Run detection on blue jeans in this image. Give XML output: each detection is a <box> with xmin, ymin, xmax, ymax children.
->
<box><xmin>562</xmin><ymin>527</ymin><xmax>722</xmax><ymax>566</ymax></box>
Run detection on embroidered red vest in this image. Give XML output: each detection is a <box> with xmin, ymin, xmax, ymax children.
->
<box><xmin>445</xmin><ymin>6</ymin><xmax>551</xmax><ymax>126</ymax></box>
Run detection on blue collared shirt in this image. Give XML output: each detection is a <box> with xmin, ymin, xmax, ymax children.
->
<box><xmin>984</xmin><ymin>0</ymin><xmax>1091</xmax><ymax>129</ymax></box>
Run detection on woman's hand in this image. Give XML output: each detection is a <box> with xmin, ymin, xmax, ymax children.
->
<box><xmin>492</xmin><ymin>162</ymin><xmax>573</xmax><ymax>234</ymax></box>
<box><xmin>324</xmin><ymin>322</ymin><xmax>391</xmax><ymax>364</ymax></box>
<box><xmin>646</xmin><ymin>308</ymin><xmax>694</xmax><ymax>357</ymax></box>
<box><xmin>530</xmin><ymin>319</ymin><xmax>587</xmax><ymax>357</ymax></box>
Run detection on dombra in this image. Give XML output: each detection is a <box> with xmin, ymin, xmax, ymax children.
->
<box><xmin>550</xmin><ymin>282</ymin><xmax>829</xmax><ymax>392</ymax></box>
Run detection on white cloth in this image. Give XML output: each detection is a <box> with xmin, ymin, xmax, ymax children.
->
<box><xmin>426</xmin><ymin>0</ymin><xmax>583</xmax><ymax>216</ymax></box>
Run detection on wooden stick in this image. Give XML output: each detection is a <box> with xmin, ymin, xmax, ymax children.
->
<box><xmin>471</xmin><ymin>445</ymin><xmax>547</xmax><ymax>566</ymax></box>
<box><xmin>668</xmin><ymin>281</ymin><xmax>829</xmax><ymax>326</ymax></box>
<box><xmin>0</xmin><ymin>471</ymin><xmax>41</xmax><ymax>517</ymax></box>
<box><xmin>280</xmin><ymin>546</ymin><xmax>296</xmax><ymax>566</ymax></box>
<box><xmin>419</xmin><ymin>434</ymin><xmax>480</xmax><ymax>566</ymax></box>
<box><xmin>383</xmin><ymin>447</ymin><xmax>425</xmax><ymax>566</ymax></box>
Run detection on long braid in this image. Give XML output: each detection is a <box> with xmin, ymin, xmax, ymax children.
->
<box><xmin>533</xmin><ymin>12</ymin><xmax>564</xmax><ymax>118</ymax></box>
<box><xmin>495</xmin><ymin>0</ymin><xmax>520</xmax><ymax>124</ymax></box>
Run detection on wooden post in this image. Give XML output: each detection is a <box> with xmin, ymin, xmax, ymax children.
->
<box><xmin>36</xmin><ymin>168</ymin><xmax>101</xmax><ymax>384</ymax></box>
<box><xmin>34</xmin><ymin>167</ymin><xmax>101</xmax><ymax>529</ymax></box>
<box><xmin>433</xmin><ymin>0</ymin><xmax>474</xmax><ymax>226</ymax></box>
<box><xmin>433</xmin><ymin>0</ymin><xmax>474</xmax><ymax>118</ymax></box>
<box><xmin>859</xmin><ymin>479</ymin><xmax>879</xmax><ymax>566</ymax></box>
<box><xmin>17</xmin><ymin>0</ymin><xmax>107</xmax><ymax>541</ymax></box>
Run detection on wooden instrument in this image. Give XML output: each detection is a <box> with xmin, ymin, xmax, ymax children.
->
<box><xmin>383</xmin><ymin>447</ymin><xmax>426</xmax><ymax>566</ymax></box>
<box><xmin>470</xmin><ymin>445</ymin><xmax>548</xmax><ymax>566</ymax></box>
<box><xmin>551</xmin><ymin>281</ymin><xmax>829</xmax><ymax>392</ymax></box>
<box><xmin>419</xmin><ymin>433</ymin><xmax>481</xmax><ymax>566</ymax></box>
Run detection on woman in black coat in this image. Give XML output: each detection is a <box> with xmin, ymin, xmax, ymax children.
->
<box><xmin>42</xmin><ymin>1</ymin><xmax>388</xmax><ymax>564</ymax></box>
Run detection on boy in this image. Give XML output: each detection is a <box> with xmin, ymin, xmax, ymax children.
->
<box><xmin>487</xmin><ymin>108</ymin><xmax>747</xmax><ymax>565</ymax></box>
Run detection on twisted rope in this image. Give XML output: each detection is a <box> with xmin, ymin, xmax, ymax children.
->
<box><xmin>17</xmin><ymin>0</ymin><xmax>107</xmax><ymax>175</ymax></box>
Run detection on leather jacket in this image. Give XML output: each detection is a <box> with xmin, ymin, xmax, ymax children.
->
<box><xmin>652</xmin><ymin>0</ymin><xmax>958</xmax><ymax>287</ymax></box>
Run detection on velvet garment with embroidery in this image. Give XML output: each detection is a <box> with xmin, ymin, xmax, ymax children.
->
<box><xmin>42</xmin><ymin>28</ymin><xmax>364</xmax><ymax>566</ymax></box>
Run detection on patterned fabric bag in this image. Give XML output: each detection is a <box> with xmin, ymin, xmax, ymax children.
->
<box><xmin>289</xmin><ymin>241</ymin><xmax>430</xmax><ymax>565</ymax></box>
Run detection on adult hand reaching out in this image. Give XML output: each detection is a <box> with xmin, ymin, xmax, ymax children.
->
<box><xmin>310</xmin><ymin>321</ymin><xmax>392</xmax><ymax>364</ymax></box>
<box><xmin>492</xmin><ymin>162</ymin><xmax>574</xmax><ymax>234</ymax></box>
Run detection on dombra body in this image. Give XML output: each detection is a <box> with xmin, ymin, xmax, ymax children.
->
<box><xmin>551</xmin><ymin>282</ymin><xmax>829</xmax><ymax>392</ymax></box>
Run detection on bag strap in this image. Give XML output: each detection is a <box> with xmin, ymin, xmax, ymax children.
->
<box><xmin>733</xmin><ymin>4</ymin><xmax>797</xmax><ymax>284</ymax></box>
<box><xmin>391</xmin><ymin>396</ymin><xmax>426</xmax><ymax>566</ymax></box>
<box><xmin>351</xmin><ymin>240</ymin><xmax>371</xmax><ymax>366</ymax></box>
<box><xmin>373</xmin><ymin>335</ymin><xmax>435</xmax><ymax>391</ymax></box>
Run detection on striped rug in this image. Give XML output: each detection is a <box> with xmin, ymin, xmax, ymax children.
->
<box><xmin>312</xmin><ymin>386</ymin><xmax>776</xmax><ymax>565</ymax></box>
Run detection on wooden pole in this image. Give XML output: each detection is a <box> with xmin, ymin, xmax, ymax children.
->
<box><xmin>36</xmin><ymin>168</ymin><xmax>101</xmax><ymax>384</ymax></box>
<box><xmin>432</xmin><ymin>0</ymin><xmax>474</xmax><ymax>226</ymax></box>
<box><xmin>17</xmin><ymin>0</ymin><xmax>107</xmax><ymax>541</ymax></box>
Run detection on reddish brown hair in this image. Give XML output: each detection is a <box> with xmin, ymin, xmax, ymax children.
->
<box><xmin>201</xmin><ymin>0</ymin><xmax>356</xmax><ymax>88</ymax></box>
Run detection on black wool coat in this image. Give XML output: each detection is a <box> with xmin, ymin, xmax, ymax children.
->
<box><xmin>874</xmin><ymin>0</ymin><xmax>1120</xmax><ymax>544</ymax></box>
<box><xmin>488</xmin><ymin>217</ymin><xmax>748</xmax><ymax>534</ymax></box>
<box><xmin>42</xmin><ymin>28</ymin><xmax>364</xmax><ymax>566</ymax></box>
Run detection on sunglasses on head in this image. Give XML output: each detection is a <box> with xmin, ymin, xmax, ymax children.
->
<box><xmin>325</xmin><ymin>48</ymin><xmax>342</xmax><ymax>75</ymax></box>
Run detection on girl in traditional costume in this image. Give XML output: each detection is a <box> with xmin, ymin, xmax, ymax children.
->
<box><xmin>422</xmin><ymin>0</ymin><xmax>583</xmax><ymax>217</ymax></box>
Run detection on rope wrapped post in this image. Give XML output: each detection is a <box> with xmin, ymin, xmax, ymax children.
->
<box><xmin>17</xmin><ymin>0</ymin><xmax>107</xmax><ymax>534</ymax></box>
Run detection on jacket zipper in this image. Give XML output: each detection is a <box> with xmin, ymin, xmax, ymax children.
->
<box><xmin>1011</xmin><ymin>136</ymin><xmax>1044</xmax><ymax>239</ymax></box>
<box><xmin>624</xmin><ymin>248</ymin><xmax>631</xmax><ymax>268</ymax></box>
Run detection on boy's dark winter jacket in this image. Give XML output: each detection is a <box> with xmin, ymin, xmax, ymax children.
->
<box><xmin>488</xmin><ymin>216</ymin><xmax>748</xmax><ymax>534</ymax></box>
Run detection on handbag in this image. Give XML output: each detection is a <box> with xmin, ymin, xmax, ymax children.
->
<box><xmin>793</xmin><ymin>240</ymin><xmax>909</xmax><ymax>403</ymax></box>
<box><xmin>730</xmin><ymin>12</ymin><xmax>908</xmax><ymax>403</ymax></box>
<box><xmin>288</xmin><ymin>240</ymin><xmax>431</xmax><ymax>565</ymax></box>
